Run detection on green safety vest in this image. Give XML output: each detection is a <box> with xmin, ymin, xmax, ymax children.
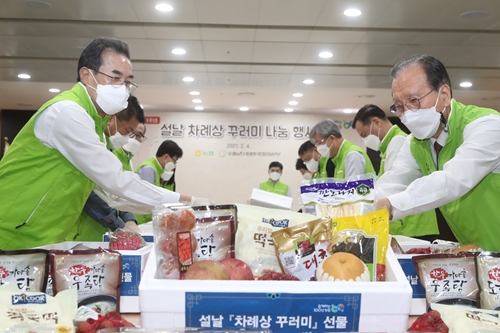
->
<box><xmin>260</xmin><ymin>180</ymin><xmax>289</xmax><ymax>196</ymax></box>
<box><xmin>134</xmin><ymin>157</ymin><xmax>165</xmax><ymax>224</ymax></box>
<box><xmin>410</xmin><ymin>99</ymin><xmax>500</xmax><ymax>251</ymax></box>
<box><xmin>68</xmin><ymin>147</ymin><xmax>133</xmax><ymax>242</ymax></box>
<box><xmin>316</xmin><ymin>140</ymin><xmax>375</xmax><ymax>178</ymax></box>
<box><xmin>0</xmin><ymin>84</ymin><xmax>107</xmax><ymax>250</ymax></box>
<box><xmin>379</xmin><ymin>126</ymin><xmax>439</xmax><ymax>237</ymax></box>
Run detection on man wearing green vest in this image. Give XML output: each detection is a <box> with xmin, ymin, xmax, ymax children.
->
<box><xmin>295</xmin><ymin>158</ymin><xmax>315</xmax><ymax>181</ymax></box>
<box><xmin>135</xmin><ymin>140</ymin><xmax>184</xmax><ymax>224</ymax></box>
<box><xmin>376</xmin><ymin>54</ymin><xmax>500</xmax><ymax>251</ymax></box>
<box><xmin>69</xmin><ymin>96</ymin><xmax>147</xmax><ymax>241</ymax></box>
<box><xmin>0</xmin><ymin>37</ymin><xmax>194</xmax><ymax>250</ymax></box>
<box><xmin>259</xmin><ymin>161</ymin><xmax>292</xmax><ymax>197</ymax></box>
<box><xmin>353</xmin><ymin>104</ymin><xmax>440</xmax><ymax>240</ymax></box>
<box><xmin>309</xmin><ymin>119</ymin><xmax>375</xmax><ymax>178</ymax></box>
<box><xmin>298</xmin><ymin>141</ymin><xmax>322</xmax><ymax>179</ymax></box>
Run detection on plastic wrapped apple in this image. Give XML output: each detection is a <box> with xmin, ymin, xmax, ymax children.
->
<box><xmin>184</xmin><ymin>260</ymin><xmax>231</xmax><ymax>280</ymax></box>
<box><xmin>219</xmin><ymin>258</ymin><xmax>254</xmax><ymax>280</ymax></box>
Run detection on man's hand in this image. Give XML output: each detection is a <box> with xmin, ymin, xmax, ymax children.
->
<box><xmin>376</xmin><ymin>197</ymin><xmax>393</xmax><ymax>220</ymax></box>
<box><xmin>124</xmin><ymin>220</ymin><xmax>142</xmax><ymax>234</ymax></box>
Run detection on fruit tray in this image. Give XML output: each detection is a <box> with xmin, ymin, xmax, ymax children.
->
<box><xmin>139</xmin><ymin>247</ymin><xmax>412</xmax><ymax>333</ymax></box>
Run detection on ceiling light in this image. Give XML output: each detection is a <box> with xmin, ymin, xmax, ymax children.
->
<box><xmin>190</xmin><ymin>91</ymin><xmax>200</xmax><ymax>95</ymax></box>
<box><xmin>195</xmin><ymin>106</ymin><xmax>204</xmax><ymax>111</ymax></box>
<box><xmin>172</xmin><ymin>48</ymin><xmax>186</xmax><ymax>55</ymax></box>
<box><xmin>49</xmin><ymin>88</ymin><xmax>60</xmax><ymax>93</ymax></box>
<box><xmin>288</xmin><ymin>101</ymin><xmax>298</xmax><ymax>105</ymax></box>
<box><xmin>343</xmin><ymin>109</ymin><xmax>354</xmax><ymax>114</ymax></box>
<box><xmin>192</xmin><ymin>99</ymin><xmax>202</xmax><ymax>103</ymax></box>
<box><xmin>460</xmin><ymin>81</ymin><xmax>473</xmax><ymax>88</ymax></box>
<box><xmin>460</xmin><ymin>10</ymin><xmax>490</xmax><ymax>19</ymax></box>
<box><xmin>183</xmin><ymin>76</ymin><xmax>194</xmax><ymax>82</ymax></box>
<box><xmin>239</xmin><ymin>107</ymin><xmax>249</xmax><ymax>111</ymax></box>
<box><xmin>293</xmin><ymin>93</ymin><xmax>303</xmax><ymax>98</ymax></box>
<box><xmin>303</xmin><ymin>79</ymin><xmax>315</xmax><ymax>85</ymax></box>
<box><xmin>344</xmin><ymin>8</ymin><xmax>362</xmax><ymax>17</ymax></box>
<box><xmin>22</xmin><ymin>0</ymin><xmax>51</xmax><ymax>8</ymax></box>
<box><xmin>319</xmin><ymin>51</ymin><xmax>333</xmax><ymax>58</ymax></box>
<box><xmin>18</xmin><ymin>74</ymin><xmax>31</xmax><ymax>79</ymax></box>
<box><xmin>284</xmin><ymin>108</ymin><xmax>294</xmax><ymax>113</ymax></box>
<box><xmin>155</xmin><ymin>3</ymin><xmax>173</xmax><ymax>12</ymax></box>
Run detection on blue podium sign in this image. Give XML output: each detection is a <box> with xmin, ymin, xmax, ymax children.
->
<box><xmin>185</xmin><ymin>292</ymin><xmax>361</xmax><ymax>332</ymax></box>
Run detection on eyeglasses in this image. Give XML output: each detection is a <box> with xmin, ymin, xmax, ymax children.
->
<box><xmin>314</xmin><ymin>137</ymin><xmax>328</xmax><ymax>147</ymax></box>
<box><xmin>115</xmin><ymin>115</ymin><xmax>136</xmax><ymax>136</ymax></box>
<box><xmin>130</xmin><ymin>132</ymin><xmax>147</xmax><ymax>142</ymax></box>
<box><xmin>391</xmin><ymin>88</ymin><xmax>436</xmax><ymax>117</ymax></box>
<box><xmin>94</xmin><ymin>70</ymin><xmax>138</xmax><ymax>93</ymax></box>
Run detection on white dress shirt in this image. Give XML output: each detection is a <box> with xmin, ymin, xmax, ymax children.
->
<box><xmin>382</xmin><ymin>126</ymin><xmax>407</xmax><ymax>173</ymax></box>
<box><xmin>377</xmin><ymin>105</ymin><xmax>500</xmax><ymax>220</ymax></box>
<box><xmin>343</xmin><ymin>148</ymin><xmax>367</xmax><ymax>178</ymax></box>
<box><xmin>33</xmin><ymin>83</ymin><xmax>180</xmax><ymax>213</ymax></box>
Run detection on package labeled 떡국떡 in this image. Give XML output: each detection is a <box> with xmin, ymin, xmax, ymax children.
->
<box><xmin>191</xmin><ymin>205</ymin><xmax>237</xmax><ymax>261</ymax></box>
<box><xmin>475</xmin><ymin>251</ymin><xmax>500</xmax><ymax>310</ymax></box>
<box><xmin>50</xmin><ymin>247</ymin><xmax>122</xmax><ymax>314</ymax></box>
<box><xmin>0</xmin><ymin>249</ymin><xmax>49</xmax><ymax>293</ymax></box>
<box><xmin>413</xmin><ymin>252</ymin><xmax>478</xmax><ymax>310</ymax></box>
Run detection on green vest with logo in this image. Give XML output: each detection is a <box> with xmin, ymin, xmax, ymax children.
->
<box><xmin>134</xmin><ymin>157</ymin><xmax>164</xmax><ymax>224</ymax></box>
<box><xmin>260</xmin><ymin>180</ymin><xmax>289</xmax><ymax>196</ymax></box>
<box><xmin>68</xmin><ymin>146</ymin><xmax>133</xmax><ymax>242</ymax></box>
<box><xmin>316</xmin><ymin>140</ymin><xmax>375</xmax><ymax>178</ymax></box>
<box><xmin>410</xmin><ymin>99</ymin><xmax>500</xmax><ymax>251</ymax></box>
<box><xmin>379</xmin><ymin>126</ymin><xmax>439</xmax><ymax>237</ymax></box>
<box><xmin>0</xmin><ymin>84</ymin><xmax>107</xmax><ymax>250</ymax></box>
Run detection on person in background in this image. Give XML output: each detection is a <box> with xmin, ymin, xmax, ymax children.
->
<box><xmin>309</xmin><ymin>119</ymin><xmax>375</xmax><ymax>178</ymax></box>
<box><xmin>0</xmin><ymin>37</ymin><xmax>197</xmax><ymax>250</ymax></box>
<box><xmin>135</xmin><ymin>140</ymin><xmax>183</xmax><ymax>224</ymax></box>
<box><xmin>259</xmin><ymin>161</ymin><xmax>292</xmax><ymax>197</ymax></box>
<box><xmin>295</xmin><ymin>158</ymin><xmax>315</xmax><ymax>180</ymax></box>
<box><xmin>376</xmin><ymin>54</ymin><xmax>500</xmax><ymax>250</ymax></box>
<box><xmin>298</xmin><ymin>140</ymin><xmax>321</xmax><ymax>178</ymax></box>
<box><xmin>353</xmin><ymin>104</ymin><xmax>439</xmax><ymax>240</ymax></box>
<box><xmin>69</xmin><ymin>96</ymin><xmax>146</xmax><ymax>241</ymax></box>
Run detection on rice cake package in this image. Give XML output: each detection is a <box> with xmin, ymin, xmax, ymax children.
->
<box><xmin>50</xmin><ymin>248</ymin><xmax>122</xmax><ymax>314</ymax></box>
<box><xmin>328</xmin><ymin>209</ymin><xmax>389</xmax><ymax>281</ymax></box>
<box><xmin>191</xmin><ymin>205</ymin><xmax>237</xmax><ymax>261</ymax></box>
<box><xmin>431</xmin><ymin>303</ymin><xmax>500</xmax><ymax>333</ymax></box>
<box><xmin>0</xmin><ymin>283</ymin><xmax>77</xmax><ymax>333</ymax></box>
<box><xmin>299</xmin><ymin>173</ymin><xmax>376</xmax><ymax>218</ymax></box>
<box><xmin>475</xmin><ymin>251</ymin><xmax>500</xmax><ymax>310</ymax></box>
<box><xmin>235</xmin><ymin>204</ymin><xmax>320</xmax><ymax>277</ymax></box>
<box><xmin>153</xmin><ymin>204</ymin><xmax>197</xmax><ymax>279</ymax></box>
<box><xmin>272</xmin><ymin>219</ymin><xmax>331</xmax><ymax>281</ymax></box>
<box><xmin>413</xmin><ymin>252</ymin><xmax>477</xmax><ymax>309</ymax></box>
<box><xmin>0</xmin><ymin>249</ymin><xmax>49</xmax><ymax>293</ymax></box>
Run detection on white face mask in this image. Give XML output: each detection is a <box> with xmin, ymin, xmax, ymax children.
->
<box><xmin>302</xmin><ymin>172</ymin><xmax>313</xmax><ymax>181</ymax></box>
<box><xmin>161</xmin><ymin>171</ymin><xmax>174</xmax><ymax>181</ymax></box>
<box><xmin>87</xmin><ymin>71</ymin><xmax>129</xmax><ymax>115</ymax></box>
<box><xmin>122</xmin><ymin>138</ymin><xmax>141</xmax><ymax>154</ymax></box>
<box><xmin>108</xmin><ymin>117</ymin><xmax>129</xmax><ymax>150</ymax></box>
<box><xmin>269</xmin><ymin>171</ymin><xmax>281</xmax><ymax>181</ymax></box>
<box><xmin>363</xmin><ymin>122</ymin><xmax>381</xmax><ymax>151</ymax></box>
<box><xmin>401</xmin><ymin>88</ymin><xmax>443</xmax><ymax>140</ymax></box>
<box><xmin>304</xmin><ymin>157</ymin><xmax>319</xmax><ymax>172</ymax></box>
<box><xmin>316</xmin><ymin>138</ymin><xmax>332</xmax><ymax>157</ymax></box>
<box><xmin>164</xmin><ymin>161</ymin><xmax>176</xmax><ymax>172</ymax></box>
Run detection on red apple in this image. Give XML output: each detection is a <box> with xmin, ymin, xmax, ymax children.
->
<box><xmin>219</xmin><ymin>258</ymin><xmax>254</xmax><ymax>280</ymax></box>
<box><xmin>184</xmin><ymin>260</ymin><xmax>231</xmax><ymax>280</ymax></box>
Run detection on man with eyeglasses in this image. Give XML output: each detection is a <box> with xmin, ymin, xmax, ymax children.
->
<box><xmin>376</xmin><ymin>54</ymin><xmax>500</xmax><ymax>251</ymax></box>
<box><xmin>0</xmin><ymin>37</ymin><xmax>197</xmax><ymax>250</ymax></box>
<box><xmin>309</xmin><ymin>119</ymin><xmax>374</xmax><ymax>179</ymax></box>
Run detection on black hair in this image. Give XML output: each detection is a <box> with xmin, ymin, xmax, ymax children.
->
<box><xmin>295</xmin><ymin>158</ymin><xmax>307</xmax><ymax>171</ymax></box>
<box><xmin>353</xmin><ymin>104</ymin><xmax>388</xmax><ymax>129</ymax></box>
<box><xmin>156</xmin><ymin>140</ymin><xmax>183</xmax><ymax>159</ymax></box>
<box><xmin>77</xmin><ymin>37</ymin><xmax>131</xmax><ymax>81</ymax></box>
<box><xmin>269</xmin><ymin>161</ymin><xmax>283</xmax><ymax>171</ymax></box>
<box><xmin>391</xmin><ymin>54</ymin><xmax>453</xmax><ymax>97</ymax></box>
<box><xmin>117</xmin><ymin>95</ymin><xmax>145</xmax><ymax>123</ymax></box>
<box><xmin>298</xmin><ymin>140</ymin><xmax>315</xmax><ymax>156</ymax></box>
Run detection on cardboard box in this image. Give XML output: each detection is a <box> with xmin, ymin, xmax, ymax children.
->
<box><xmin>392</xmin><ymin>235</ymin><xmax>431</xmax><ymax>316</ymax></box>
<box><xmin>139</xmin><ymin>248</ymin><xmax>412</xmax><ymax>332</ymax></box>
<box><xmin>249</xmin><ymin>188</ymin><xmax>293</xmax><ymax>210</ymax></box>
<box><xmin>39</xmin><ymin>241</ymin><xmax>152</xmax><ymax>313</ymax></box>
